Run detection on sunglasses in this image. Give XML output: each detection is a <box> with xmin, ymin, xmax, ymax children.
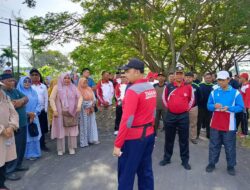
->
<box><xmin>24</xmin><ymin>79</ymin><xmax>32</xmax><ymax>84</ymax></box>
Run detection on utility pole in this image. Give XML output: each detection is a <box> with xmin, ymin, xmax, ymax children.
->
<box><xmin>17</xmin><ymin>21</ymin><xmax>20</xmax><ymax>78</ymax></box>
<box><xmin>9</xmin><ymin>19</ymin><xmax>14</xmax><ymax>74</ymax></box>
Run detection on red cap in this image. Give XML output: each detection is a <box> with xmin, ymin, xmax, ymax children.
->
<box><xmin>240</xmin><ymin>73</ymin><xmax>249</xmax><ymax>80</ymax></box>
<box><xmin>146</xmin><ymin>72</ymin><xmax>158</xmax><ymax>79</ymax></box>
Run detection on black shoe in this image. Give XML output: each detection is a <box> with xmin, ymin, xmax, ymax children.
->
<box><xmin>206</xmin><ymin>164</ymin><xmax>215</xmax><ymax>173</ymax></box>
<box><xmin>191</xmin><ymin>139</ymin><xmax>198</xmax><ymax>144</ymax></box>
<box><xmin>15</xmin><ymin>166</ymin><xmax>29</xmax><ymax>172</ymax></box>
<box><xmin>182</xmin><ymin>163</ymin><xmax>191</xmax><ymax>170</ymax></box>
<box><xmin>227</xmin><ymin>166</ymin><xmax>236</xmax><ymax>176</ymax></box>
<box><xmin>5</xmin><ymin>173</ymin><xmax>21</xmax><ymax>181</ymax></box>
<box><xmin>41</xmin><ymin>146</ymin><xmax>50</xmax><ymax>152</ymax></box>
<box><xmin>0</xmin><ymin>185</ymin><xmax>10</xmax><ymax>190</ymax></box>
<box><xmin>159</xmin><ymin>159</ymin><xmax>171</xmax><ymax>166</ymax></box>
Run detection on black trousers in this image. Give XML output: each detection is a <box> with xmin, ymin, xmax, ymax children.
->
<box><xmin>163</xmin><ymin>112</ymin><xmax>189</xmax><ymax>164</ymax></box>
<box><xmin>0</xmin><ymin>165</ymin><xmax>6</xmax><ymax>188</ymax></box>
<box><xmin>5</xmin><ymin>126</ymin><xmax>27</xmax><ymax>174</ymax></box>
<box><xmin>38</xmin><ymin>110</ymin><xmax>49</xmax><ymax>148</ymax></box>
<box><xmin>236</xmin><ymin>109</ymin><xmax>249</xmax><ymax>135</ymax></box>
<box><xmin>154</xmin><ymin>109</ymin><xmax>167</xmax><ymax>136</ymax></box>
<box><xmin>197</xmin><ymin>107</ymin><xmax>212</xmax><ymax>138</ymax></box>
<box><xmin>114</xmin><ymin>105</ymin><xmax>123</xmax><ymax>131</ymax></box>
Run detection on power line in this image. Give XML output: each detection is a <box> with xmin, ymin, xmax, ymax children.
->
<box><xmin>0</xmin><ymin>17</ymin><xmax>16</xmax><ymax>22</ymax></box>
<box><xmin>0</xmin><ymin>20</ymin><xmax>27</xmax><ymax>30</ymax></box>
<box><xmin>0</xmin><ymin>19</ymin><xmax>61</xmax><ymax>36</ymax></box>
<box><xmin>0</xmin><ymin>45</ymin><xmax>29</xmax><ymax>47</ymax></box>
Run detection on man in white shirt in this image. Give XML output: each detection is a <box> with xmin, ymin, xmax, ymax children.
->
<box><xmin>96</xmin><ymin>71</ymin><xmax>114</xmax><ymax>107</ymax></box>
<box><xmin>96</xmin><ymin>71</ymin><xmax>114</xmax><ymax>130</ymax></box>
<box><xmin>30</xmin><ymin>68</ymin><xmax>49</xmax><ymax>151</ymax></box>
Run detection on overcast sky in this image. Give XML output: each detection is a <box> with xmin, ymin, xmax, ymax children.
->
<box><xmin>0</xmin><ymin>0</ymin><xmax>83</xmax><ymax>67</ymax></box>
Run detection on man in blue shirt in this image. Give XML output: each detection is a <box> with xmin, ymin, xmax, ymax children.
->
<box><xmin>82</xmin><ymin>68</ymin><xmax>96</xmax><ymax>89</ymax></box>
<box><xmin>206</xmin><ymin>71</ymin><xmax>244</xmax><ymax>176</ymax></box>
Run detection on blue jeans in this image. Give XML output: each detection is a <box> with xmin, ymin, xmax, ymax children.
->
<box><xmin>118</xmin><ymin>134</ymin><xmax>155</xmax><ymax>190</ymax></box>
<box><xmin>5</xmin><ymin>126</ymin><xmax>27</xmax><ymax>174</ymax></box>
<box><xmin>209</xmin><ymin>128</ymin><xmax>236</xmax><ymax>167</ymax></box>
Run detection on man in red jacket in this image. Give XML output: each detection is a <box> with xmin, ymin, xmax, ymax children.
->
<box><xmin>238</xmin><ymin>73</ymin><xmax>250</xmax><ymax>137</ymax></box>
<box><xmin>113</xmin><ymin>58</ymin><xmax>156</xmax><ymax>190</ymax></box>
<box><xmin>114</xmin><ymin>72</ymin><xmax>127</xmax><ymax>136</ymax></box>
<box><xmin>159</xmin><ymin>65</ymin><xmax>194</xmax><ymax>170</ymax></box>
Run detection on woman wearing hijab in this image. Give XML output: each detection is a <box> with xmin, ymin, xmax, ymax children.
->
<box><xmin>0</xmin><ymin>82</ymin><xmax>19</xmax><ymax>190</ymax></box>
<box><xmin>17</xmin><ymin>76</ymin><xmax>42</xmax><ymax>160</ymax></box>
<box><xmin>49</xmin><ymin>73</ymin><xmax>82</xmax><ymax>155</ymax></box>
<box><xmin>78</xmin><ymin>78</ymin><xmax>99</xmax><ymax>148</ymax></box>
<box><xmin>48</xmin><ymin>79</ymin><xmax>58</xmax><ymax>129</ymax></box>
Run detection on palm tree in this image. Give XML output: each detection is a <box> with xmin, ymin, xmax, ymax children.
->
<box><xmin>0</xmin><ymin>57</ymin><xmax>4</xmax><ymax>68</ymax></box>
<box><xmin>0</xmin><ymin>47</ymin><xmax>17</xmax><ymax>62</ymax></box>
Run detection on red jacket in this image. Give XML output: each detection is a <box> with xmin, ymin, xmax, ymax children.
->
<box><xmin>162</xmin><ymin>82</ymin><xmax>194</xmax><ymax>114</ymax></box>
<box><xmin>114</xmin><ymin>79</ymin><xmax>156</xmax><ymax>148</ymax></box>
<box><xmin>240</xmin><ymin>82</ymin><xmax>250</xmax><ymax>108</ymax></box>
<box><xmin>96</xmin><ymin>79</ymin><xmax>114</xmax><ymax>106</ymax></box>
<box><xmin>115</xmin><ymin>83</ymin><xmax>127</xmax><ymax>106</ymax></box>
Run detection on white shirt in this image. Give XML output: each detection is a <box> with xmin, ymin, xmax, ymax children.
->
<box><xmin>32</xmin><ymin>83</ymin><xmax>48</xmax><ymax>112</ymax></box>
<box><xmin>120</xmin><ymin>84</ymin><xmax>127</xmax><ymax>101</ymax></box>
<box><xmin>101</xmin><ymin>81</ymin><xmax>114</xmax><ymax>105</ymax></box>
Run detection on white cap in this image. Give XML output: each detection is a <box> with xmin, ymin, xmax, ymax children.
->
<box><xmin>3</xmin><ymin>66</ymin><xmax>12</xmax><ymax>72</ymax></box>
<box><xmin>217</xmin><ymin>71</ymin><xmax>229</xmax><ymax>80</ymax></box>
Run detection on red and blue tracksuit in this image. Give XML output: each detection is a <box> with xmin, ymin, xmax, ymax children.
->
<box><xmin>207</xmin><ymin>85</ymin><xmax>244</xmax><ymax>167</ymax></box>
<box><xmin>114</xmin><ymin>78</ymin><xmax>156</xmax><ymax>190</ymax></box>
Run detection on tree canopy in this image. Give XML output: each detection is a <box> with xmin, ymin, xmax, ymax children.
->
<box><xmin>23</xmin><ymin>0</ymin><xmax>250</xmax><ymax>75</ymax></box>
<box><xmin>0</xmin><ymin>47</ymin><xmax>17</xmax><ymax>62</ymax></box>
<box><xmin>29</xmin><ymin>50</ymin><xmax>71</xmax><ymax>69</ymax></box>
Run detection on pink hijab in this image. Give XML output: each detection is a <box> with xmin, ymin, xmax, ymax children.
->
<box><xmin>57</xmin><ymin>73</ymin><xmax>79</xmax><ymax>116</ymax></box>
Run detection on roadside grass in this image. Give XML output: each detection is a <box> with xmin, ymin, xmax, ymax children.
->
<box><xmin>238</xmin><ymin>120</ymin><xmax>250</xmax><ymax>148</ymax></box>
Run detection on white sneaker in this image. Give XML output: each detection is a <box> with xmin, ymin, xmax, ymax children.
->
<box><xmin>58</xmin><ymin>151</ymin><xmax>63</xmax><ymax>156</ymax></box>
<box><xmin>69</xmin><ymin>149</ymin><xmax>75</xmax><ymax>155</ymax></box>
<box><xmin>201</xmin><ymin>128</ymin><xmax>206</xmax><ymax>132</ymax></box>
<box><xmin>114</xmin><ymin>131</ymin><xmax>118</xmax><ymax>136</ymax></box>
<box><xmin>93</xmin><ymin>141</ymin><xmax>100</xmax><ymax>145</ymax></box>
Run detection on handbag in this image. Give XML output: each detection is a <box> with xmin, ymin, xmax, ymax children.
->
<box><xmin>28</xmin><ymin>122</ymin><xmax>39</xmax><ymax>137</ymax></box>
<box><xmin>62</xmin><ymin>111</ymin><xmax>78</xmax><ymax>128</ymax></box>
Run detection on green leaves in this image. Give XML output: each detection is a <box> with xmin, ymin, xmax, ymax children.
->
<box><xmin>0</xmin><ymin>47</ymin><xmax>17</xmax><ymax>62</ymax></box>
<box><xmin>22</xmin><ymin>0</ymin><xmax>36</xmax><ymax>8</ymax></box>
<box><xmin>31</xmin><ymin>50</ymin><xmax>71</xmax><ymax>70</ymax></box>
<box><xmin>22</xmin><ymin>0</ymin><xmax>250</xmax><ymax>75</ymax></box>
<box><xmin>23</xmin><ymin>12</ymin><xmax>82</xmax><ymax>52</ymax></box>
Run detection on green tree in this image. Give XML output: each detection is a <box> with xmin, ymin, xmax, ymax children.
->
<box><xmin>31</xmin><ymin>50</ymin><xmax>71</xmax><ymax>70</ymax></box>
<box><xmin>23</xmin><ymin>0</ymin><xmax>36</xmax><ymax>8</ymax></box>
<box><xmin>0</xmin><ymin>47</ymin><xmax>17</xmax><ymax>62</ymax></box>
<box><xmin>23</xmin><ymin>0</ymin><xmax>250</xmax><ymax>75</ymax></box>
<box><xmin>38</xmin><ymin>65</ymin><xmax>60</xmax><ymax>78</ymax></box>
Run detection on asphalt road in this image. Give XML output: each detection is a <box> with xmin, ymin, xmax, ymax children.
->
<box><xmin>6</xmin><ymin>128</ymin><xmax>250</xmax><ymax>190</ymax></box>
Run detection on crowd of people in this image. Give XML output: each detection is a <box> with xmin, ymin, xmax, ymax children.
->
<box><xmin>0</xmin><ymin>58</ymin><xmax>250</xmax><ymax>190</ymax></box>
